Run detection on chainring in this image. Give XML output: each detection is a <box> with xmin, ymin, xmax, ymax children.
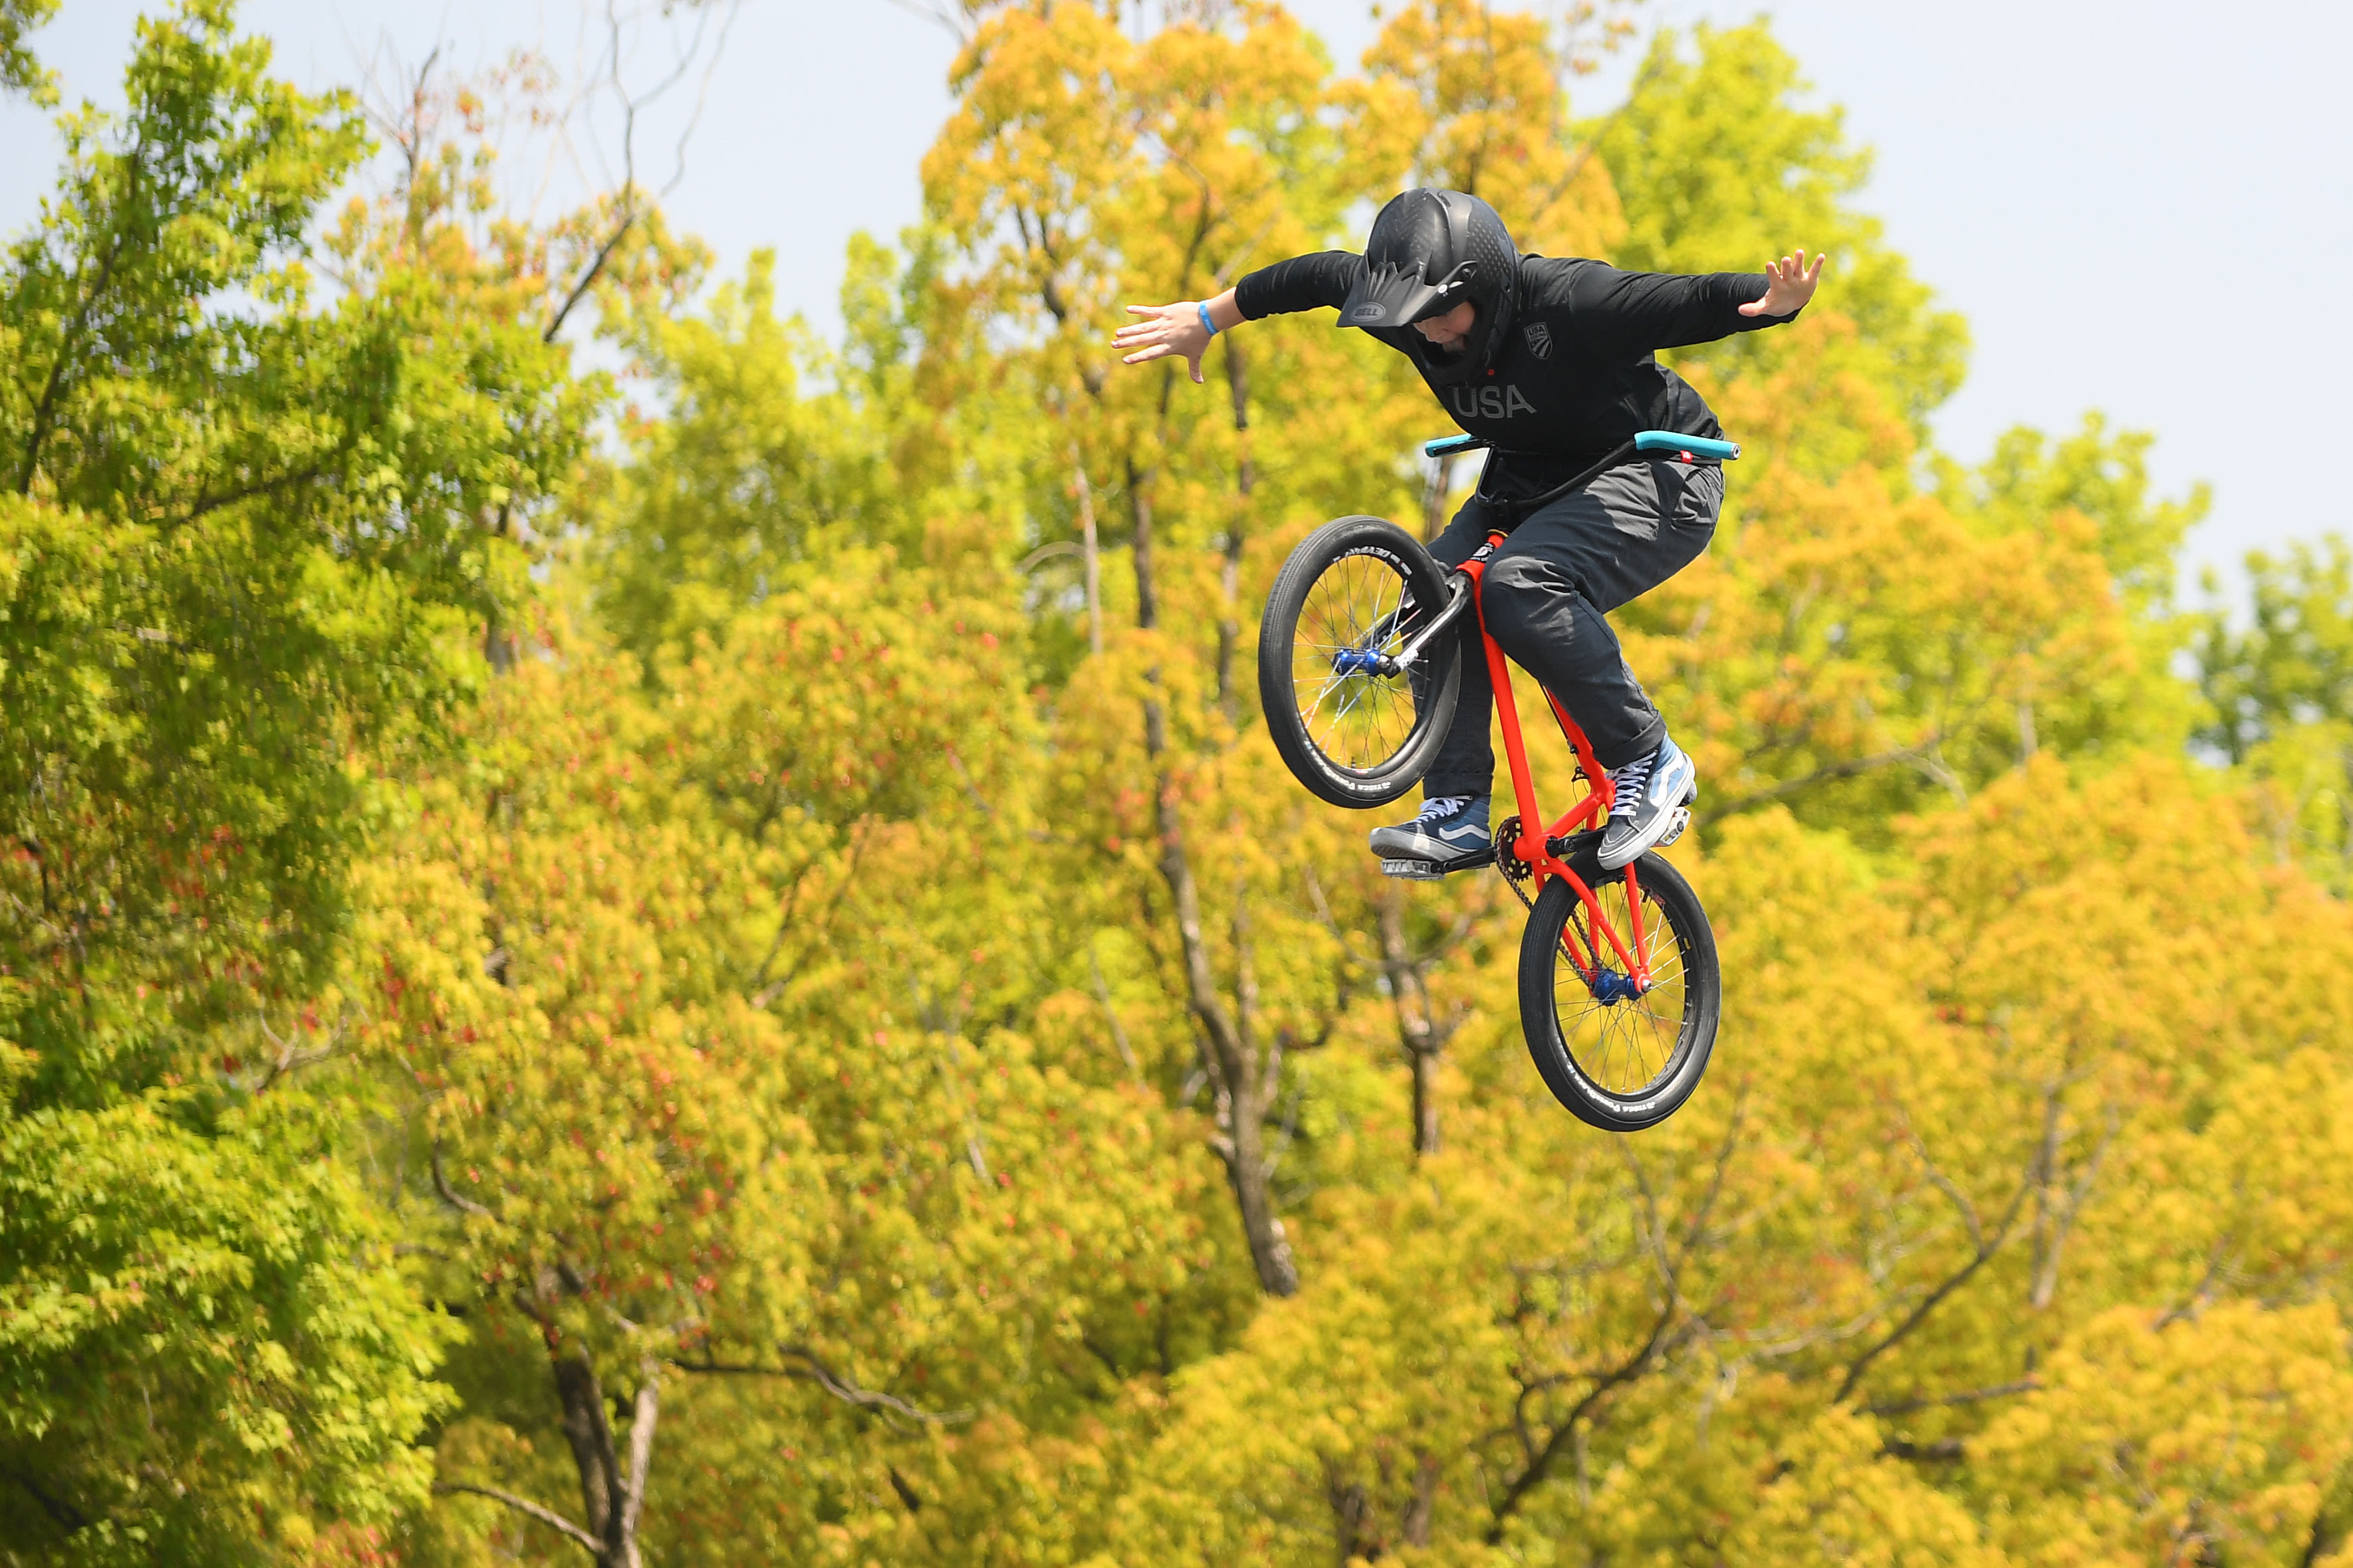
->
<box><xmin>1493</xmin><ymin>814</ymin><xmax>1535</xmax><ymax>911</ymax></box>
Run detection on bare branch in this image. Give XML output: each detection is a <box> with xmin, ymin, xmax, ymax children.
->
<box><xmin>251</xmin><ymin>1006</ymin><xmax>343</xmax><ymax>1093</ymax></box>
<box><xmin>1485</xmin><ymin>1301</ymin><xmax>1684</xmax><ymax>1537</ymax></box>
<box><xmin>432</xmin><ymin>1482</ymin><xmax>603</xmax><ymax>1557</ymax></box>
<box><xmin>3</xmin><ymin>1467</ymin><xmax>89</xmax><ymax>1532</ymax></box>
<box><xmin>1695</xmin><ymin>736</ymin><xmax>1949</xmax><ymax>828</ymax></box>
<box><xmin>1835</xmin><ymin>1171</ymin><xmax>2033</xmax><ymax>1405</ymax></box>
<box><xmin>1864</xmin><ymin>1379</ymin><xmax>2041</xmax><ymax>1418</ymax></box>
<box><xmin>544</xmin><ymin>0</ymin><xmax>736</xmax><ymax>342</ymax></box>
<box><xmin>544</xmin><ymin>196</ymin><xmax>640</xmax><ymax>343</ymax></box>
<box><xmin>1087</xmin><ymin>941</ymin><xmax>1140</xmax><ymax>1077</ymax></box>
<box><xmin>1681</xmin><ymin>1085</ymin><xmax>1751</xmax><ymax>1260</ymax></box>
<box><xmin>616</xmin><ymin>1361</ymin><xmax>660</xmax><ymax>1549</ymax></box>
<box><xmin>2156</xmin><ymin>1236</ymin><xmax>2233</xmax><ymax>1329</ymax></box>
<box><xmin>432</xmin><ymin>1143</ymin><xmax>493</xmax><ymax>1218</ymax></box>
<box><xmin>750</xmin><ymin>827</ymin><xmax>870</xmax><ymax>1008</ymax></box>
<box><xmin>1898</xmin><ymin>1114</ymin><xmax>1984</xmax><ymax>1254</ymax></box>
<box><xmin>2031</xmin><ymin>1095</ymin><xmax>2118</xmax><ymax>1310</ymax></box>
<box><xmin>1880</xmin><ymin>1435</ymin><xmax>1966</xmax><ymax>1462</ymax></box>
<box><xmin>2300</xmin><ymin>1498</ymin><xmax>2341</xmax><ymax>1568</ymax></box>
<box><xmin>657</xmin><ymin>1</ymin><xmax>740</xmax><ymax>200</ymax></box>
<box><xmin>671</xmin><ymin>1346</ymin><xmax>973</xmax><ymax>1428</ymax></box>
<box><xmin>876</xmin><ymin>0</ymin><xmax>973</xmax><ymax>45</ymax></box>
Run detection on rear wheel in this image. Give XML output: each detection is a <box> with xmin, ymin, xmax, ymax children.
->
<box><xmin>1516</xmin><ymin>854</ymin><xmax>1719</xmax><ymax>1131</ymax></box>
<box><xmin>1257</xmin><ymin>515</ymin><xmax>1462</xmax><ymax>809</ymax></box>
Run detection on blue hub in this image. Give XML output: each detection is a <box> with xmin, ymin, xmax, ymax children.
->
<box><xmin>1589</xmin><ymin>968</ymin><xmax>1644</xmax><ymax>1006</ymax></box>
<box><xmin>1331</xmin><ymin>645</ymin><xmax>1388</xmax><ymax>676</ymax></box>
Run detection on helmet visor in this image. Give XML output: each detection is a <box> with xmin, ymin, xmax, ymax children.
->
<box><xmin>1338</xmin><ymin>259</ymin><xmax>1477</xmax><ymax>330</ymax></box>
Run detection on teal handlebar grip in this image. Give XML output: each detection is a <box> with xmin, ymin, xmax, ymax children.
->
<box><xmin>1633</xmin><ymin>429</ymin><xmax>1740</xmax><ymax>461</ymax></box>
<box><xmin>1423</xmin><ymin>433</ymin><xmax>1487</xmax><ymax>459</ymax></box>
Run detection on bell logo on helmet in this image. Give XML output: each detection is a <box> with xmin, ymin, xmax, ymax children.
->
<box><xmin>1349</xmin><ymin>303</ymin><xmax>1388</xmax><ymax>323</ymax></box>
<box><xmin>1523</xmin><ymin>321</ymin><xmax>1552</xmax><ymax>360</ymax></box>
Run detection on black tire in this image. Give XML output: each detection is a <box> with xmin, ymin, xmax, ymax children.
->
<box><xmin>1517</xmin><ymin>853</ymin><xmax>1720</xmax><ymax>1131</ymax></box>
<box><xmin>1257</xmin><ymin>515</ymin><xmax>1463</xmax><ymax>810</ymax></box>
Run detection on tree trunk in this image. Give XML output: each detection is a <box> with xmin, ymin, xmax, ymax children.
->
<box><xmin>549</xmin><ymin>1343</ymin><xmax>660</xmax><ymax>1567</ymax></box>
<box><xmin>1076</xmin><ymin>461</ymin><xmax>1103</xmax><ymax>657</ymax></box>
<box><xmin>1403</xmin><ymin>1451</ymin><xmax>1441</xmax><ymax>1547</ymax></box>
<box><xmin>1215</xmin><ymin>333</ymin><xmax>1255</xmax><ymax>718</ymax></box>
<box><xmin>1326</xmin><ymin>1463</ymin><xmax>1378</xmax><ymax>1564</ymax></box>
<box><xmin>1378</xmin><ymin>887</ymin><xmax>1443</xmax><ymax>1157</ymax></box>
<box><xmin>552</xmin><ymin>1351</ymin><xmax>617</xmax><ymax>1546</ymax></box>
<box><xmin>1133</xmin><ymin>460</ymin><xmax>1297</xmax><ymax>1297</ymax></box>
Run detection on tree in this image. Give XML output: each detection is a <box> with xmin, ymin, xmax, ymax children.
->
<box><xmin>0</xmin><ymin>0</ymin><xmax>57</xmax><ymax>101</ymax></box>
<box><xmin>0</xmin><ymin>2</ymin><xmax>589</xmax><ymax>1555</ymax></box>
<box><xmin>380</xmin><ymin>294</ymin><xmax>1258</xmax><ymax>1564</ymax></box>
<box><xmin>1593</xmin><ymin>22</ymin><xmax>1967</xmax><ymax>436</ymax></box>
<box><xmin>2195</xmin><ymin>536</ymin><xmax>2353</xmax><ymax>893</ymax></box>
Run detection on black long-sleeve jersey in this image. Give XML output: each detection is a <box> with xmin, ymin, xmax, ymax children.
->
<box><xmin>1234</xmin><ymin>251</ymin><xmax>1800</xmax><ymax>499</ymax></box>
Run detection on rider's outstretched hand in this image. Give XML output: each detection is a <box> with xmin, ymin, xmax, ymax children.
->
<box><xmin>1114</xmin><ymin>302</ymin><xmax>1213</xmax><ymax>384</ymax></box>
<box><xmin>1739</xmin><ymin>249</ymin><xmax>1825</xmax><ymax>318</ymax></box>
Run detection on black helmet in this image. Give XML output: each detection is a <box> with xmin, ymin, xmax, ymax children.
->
<box><xmin>1338</xmin><ymin>188</ymin><xmax>1519</xmax><ymax>386</ymax></box>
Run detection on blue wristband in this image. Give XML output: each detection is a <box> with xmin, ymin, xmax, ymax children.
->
<box><xmin>1197</xmin><ymin>300</ymin><xmax>1218</xmax><ymax>338</ymax></box>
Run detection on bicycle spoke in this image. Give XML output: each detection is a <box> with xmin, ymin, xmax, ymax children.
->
<box><xmin>1289</xmin><ymin>554</ymin><xmax>1429</xmax><ymax>774</ymax></box>
<box><xmin>1548</xmin><ymin>879</ymin><xmax>1688</xmax><ymax>1097</ymax></box>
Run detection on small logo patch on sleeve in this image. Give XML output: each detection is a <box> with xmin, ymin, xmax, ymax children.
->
<box><xmin>1523</xmin><ymin>321</ymin><xmax>1553</xmax><ymax>359</ymax></box>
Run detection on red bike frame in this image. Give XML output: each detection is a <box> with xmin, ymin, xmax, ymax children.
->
<box><xmin>1458</xmin><ymin>538</ymin><xmax>1657</xmax><ymax>992</ymax></box>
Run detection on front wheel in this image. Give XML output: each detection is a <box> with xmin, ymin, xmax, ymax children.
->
<box><xmin>1257</xmin><ymin>515</ymin><xmax>1463</xmax><ymax>810</ymax></box>
<box><xmin>1517</xmin><ymin>854</ymin><xmax>1720</xmax><ymax>1131</ymax></box>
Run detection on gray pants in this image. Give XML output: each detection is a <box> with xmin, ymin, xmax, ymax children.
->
<box><xmin>1422</xmin><ymin>457</ymin><xmax>1722</xmax><ymax>795</ymax></box>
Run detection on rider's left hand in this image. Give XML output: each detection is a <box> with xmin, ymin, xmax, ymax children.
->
<box><xmin>1739</xmin><ymin>249</ymin><xmax>1824</xmax><ymax>318</ymax></box>
<box><xmin>1114</xmin><ymin>302</ymin><xmax>1211</xmax><ymax>384</ymax></box>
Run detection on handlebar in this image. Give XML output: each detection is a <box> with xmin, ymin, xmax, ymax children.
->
<box><xmin>1634</xmin><ymin>431</ymin><xmax>1740</xmax><ymax>461</ymax></box>
<box><xmin>1422</xmin><ymin>429</ymin><xmax>1741</xmax><ymax>463</ymax></box>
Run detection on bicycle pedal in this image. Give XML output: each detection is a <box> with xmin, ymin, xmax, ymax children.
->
<box><xmin>1656</xmin><ymin>807</ymin><xmax>1691</xmax><ymax>849</ymax></box>
<box><xmin>1380</xmin><ymin>857</ymin><xmax>1446</xmax><ymax>881</ymax></box>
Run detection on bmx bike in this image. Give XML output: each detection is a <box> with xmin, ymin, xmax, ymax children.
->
<box><xmin>1257</xmin><ymin>430</ymin><xmax>1733</xmax><ymax>1132</ymax></box>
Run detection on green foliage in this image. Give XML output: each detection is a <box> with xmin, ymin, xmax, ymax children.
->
<box><xmin>582</xmin><ymin>253</ymin><xmax>914</xmax><ymax>667</ymax></box>
<box><xmin>2199</xmin><ymin>535</ymin><xmax>2353</xmax><ymax>757</ymax></box>
<box><xmin>0</xmin><ymin>1091</ymin><xmax>453</xmax><ymax>1561</ymax></box>
<box><xmin>0</xmin><ymin>0</ymin><xmax>57</xmax><ymax>102</ymax></box>
<box><xmin>1594</xmin><ymin>23</ymin><xmax>1970</xmax><ymax>436</ymax></box>
<box><xmin>2196</xmin><ymin>536</ymin><xmax>2353</xmax><ymax>891</ymax></box>
<box><xmin>0</xmin><ymin>2</ymin><xmax>589</xmax><ymax>1557</ymax></box>
<box><xmin>1943</xmin><ymin>414</ymin><xmax>2210</xmax><ymax>612</ymax></box>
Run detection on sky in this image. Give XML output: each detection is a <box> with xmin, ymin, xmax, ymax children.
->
<box><xmin>4</xmin><ymin>0</ymin><xmax>2348</xmax><ymax>596</ymax></box>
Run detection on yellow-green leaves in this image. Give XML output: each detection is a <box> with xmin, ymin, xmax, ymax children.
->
<box><xmin>1598</xmin><ymin>23</ymin><xmax>1969</xmax><ymax>433</ymax></box>
<box><xmin>0</xmin><ymin>0</ymin><xmax>58</xmax><ymax>104</ymax></box>
<box><xmin>0</xmin><ymin>3</ymin><xmax>594</xmax><ymax>1557</ymax></box>
<box><xmin>13</xmin><ymin>3</ymin><xmax>2353</xmax><ymax>1563</ymax></box>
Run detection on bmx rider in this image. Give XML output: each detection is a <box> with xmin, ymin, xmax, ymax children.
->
<box><xmin>1115</xmin><ymin>187</ymin><xmax>1821</xmax><ymax>873</ymax></box>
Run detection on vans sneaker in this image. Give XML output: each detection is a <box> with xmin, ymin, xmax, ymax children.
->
<box><xmin>1597</xmin><ymin>737</ymin><xmax>1696</xmax><ymax>871</ymax></box>
<box><xmin>1368</xmin><ymin>794</ymin><xmax>1491</xmax><ymax>877</ymax></box>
